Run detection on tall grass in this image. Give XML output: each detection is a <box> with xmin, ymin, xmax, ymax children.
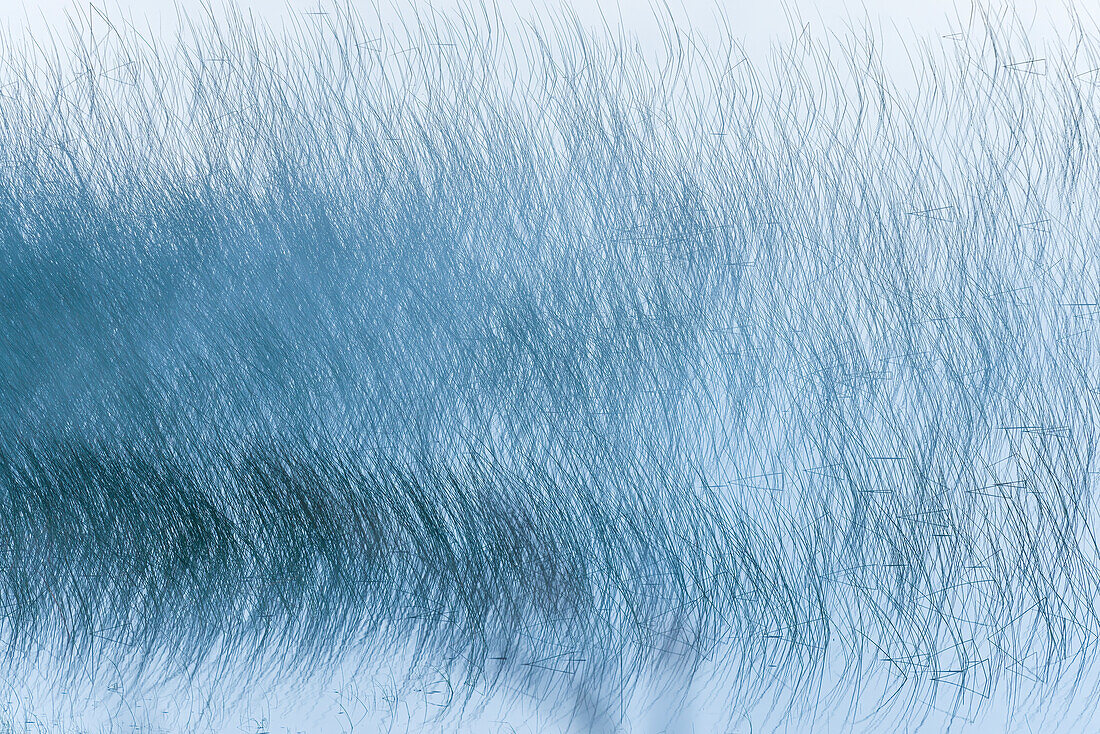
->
<box><xmin>2</xmin><ymin>2</ymin><xmax>1100</xmax><ymax>729</ymax></box>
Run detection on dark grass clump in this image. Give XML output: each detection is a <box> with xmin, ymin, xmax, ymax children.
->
<box><xmin>3</xmin><ymin>2</ymin><xmax>1100</xmax><ymax>730</ymax></box>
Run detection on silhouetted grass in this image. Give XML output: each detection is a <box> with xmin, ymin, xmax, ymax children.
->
<box><xmin>2</xmin><ymin>2</ymin><xmax>1100</xmax><ymax>730</ymax></box>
